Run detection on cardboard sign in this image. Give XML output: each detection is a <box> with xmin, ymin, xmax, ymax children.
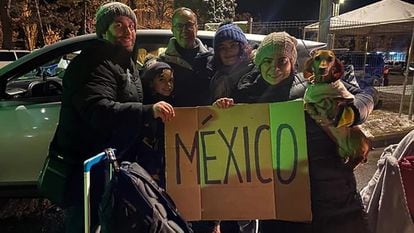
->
<box><xmin>165</xmin><ymin>100</ymin><xmax>311</xmax><ymax>221</ymax></box>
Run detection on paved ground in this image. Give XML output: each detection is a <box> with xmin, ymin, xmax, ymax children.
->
<box><xmin>0</xmin><ymin>145</ymin><xmax>394</xmax><ymax>233</ymax></box>
<box><xmin>354</xmin><ymin>146</ymin><xmax>384</xmax><ymax>191</ymax></box>
<box><xmin>356</xmin><ymin>73</ymin><xmax>414</xmax><ymax>189</ymax></box>
<box><xmin>378</xmin><ymin>85</ymin><xmax>413</xmax><ymax>95</ymax></box>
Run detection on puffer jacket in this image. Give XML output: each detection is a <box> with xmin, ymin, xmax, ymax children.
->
<box><xmin>49</xmin><ymin>39</ymin><xmax>153</xmax><ymax>206</ymax></box>
<box><xmin>233</xmin><ymin>69</ymin><xmax>374</xmax><ymax>219</ymax></box>
<box><xmin>159</xmin><ymin>38</ymin><xmax>214</xmax><ymax>107</ymax></box>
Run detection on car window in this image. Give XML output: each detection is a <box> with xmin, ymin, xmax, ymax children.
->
<box><xmin>4</xmin><ymin>54</ymin><xmax>79</xmax><ymax>99</ymax></box>
<box><xmin>54</xmin><ymin>51</ymin><xmax>80</xmax><ymax>77</ymax></box>
<box><xmin>16</xmin><ymin>51</ymin><xmax>30</xmax><ymax>58</ymax></box>
<box><xmin>136</xmin><ymin>46</ymin><xmax>167</xmax><ymax>67</ymax></box>
<box><xmin>0</xmin><ymin>52</ymin><xmax>15</xmax><ymax>61</ymax></box>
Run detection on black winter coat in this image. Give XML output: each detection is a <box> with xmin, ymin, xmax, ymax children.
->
<box><xmin>160</xmin><ymin>38</ymin><xmax>214</xmax><ymax>107</ymax></box>
<box><xmin>135</xmin><ymin>89</ymin><xmax>173</xmax><ymax>188</ymax></box>
<box><xmin>209</xmin><ymin>61</ymin><xmax>255</xmax><ymax>102</ymax></box>
<box><xmin>232</xmin><ymin>68</ymin><xmax>374</xmax><ymax>220</ymax></box>
<box><xmin>49</xmin><ymin>40</ymin><xmax>153</xmax><ymax>206</ymax></box>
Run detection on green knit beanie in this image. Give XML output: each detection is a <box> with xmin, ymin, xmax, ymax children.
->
<box><xmin>95</xmin><ymin>2</ymin><xmax>137</xmax><ymax>38</ymax></box>
<box><xmin>254</xmin><ymin>32</ymin><xmax>298</xmax><ymax>68</ymax></box>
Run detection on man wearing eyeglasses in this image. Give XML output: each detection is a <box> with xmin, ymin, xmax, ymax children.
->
<box><xmin>160</xmin><ymin>7</ymin><xmax>214</xmax><ymax>107</ymax></box>
<box><xmin>159</xmin><ymin>6</ymin><xmax>219</xmax><ymax>233</ymax></box>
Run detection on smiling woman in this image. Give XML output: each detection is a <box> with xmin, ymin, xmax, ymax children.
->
<box><xmin>210</xmin><ymin>22</ymin><xmax>253</xmax><ymax>102</ymax></box>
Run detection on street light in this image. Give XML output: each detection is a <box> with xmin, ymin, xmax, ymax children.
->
<box><xmin>333</xmin><ymin>0</ymin><xmax>345</xmax><ymax>17</ymax></box>
<box><xmin>319</xmin><ymin>0</ymin><xmax>345</xmax><ymax>46</ymax></box>
<box><xmin>329</xmin><ymin>0</ymin><xmax>345</xmax><ymax>48</ymax></box>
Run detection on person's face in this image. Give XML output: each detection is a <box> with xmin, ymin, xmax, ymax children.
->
<box><xmin>260</xmin><ymin>56</ymin><xmax>292</xmax><ymax>85</ymax></box>
<box><xmin>218</xmin><ymin>40</ymin><xmax>241</xmax><ymax>66</ymax></box>
<box><xmin>103</xmin><ymin>16</ymin><xmax>136</xmax><ymax>52</ymax></box>
<box><xmin>172</xmin><ymin>10</ymin><xmax>198</xmax><ymax>49</ymax></box>
<box><xmin>153</xmin><ymin>69</ymin><xmax>174</xmax><ymax>97</ymax></box>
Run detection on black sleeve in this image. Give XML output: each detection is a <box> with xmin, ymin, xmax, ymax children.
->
<box><xmin>72</xmin><ymin>60</ymin><xmax>153</xmax><ymax>138</ymax></box>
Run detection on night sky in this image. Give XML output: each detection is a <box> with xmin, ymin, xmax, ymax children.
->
<box><xmin>236</xmin><ymin>0</ymin><xmax>414</xmax><ymax>21</ymax></box>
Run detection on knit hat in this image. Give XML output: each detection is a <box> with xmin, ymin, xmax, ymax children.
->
<box><xmin>142</xmin><ymin>59</ymin><xmax>172</xmax><ymax>81</ymax></box>
<box><xmin>254</xmin><ymin>32</ymin><xmax>298</xmax><ymax>68</ymax></box>
<box><xmin>213</xmin><ymin>23</ymin><xmax>248</xmax><ymax>52</ymax></box>
<box><xmin>95</xmin><ymin>2</ymin><xmax>137</xmax><ymax>38</ymax></box>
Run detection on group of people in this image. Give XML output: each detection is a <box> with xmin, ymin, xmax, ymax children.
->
<box><xmin>47</xmin><ymin>1</ymin><xmax>375</xmax><ymax>233</ymax></box>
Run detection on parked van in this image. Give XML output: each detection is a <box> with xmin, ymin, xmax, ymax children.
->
<box><xmin>386</xmin><ymin>60</ymin><xmax>404</xmax><ymax>73</ymax></box>
<box><xmin>0</xmin><ymin>49</ymin><xmax>31</xmax><ymax>68</ymax></box>
<box><xmin>337</xmin><ymin>51</ymin><xmax>385</xmax><ymax>86</ymax></box>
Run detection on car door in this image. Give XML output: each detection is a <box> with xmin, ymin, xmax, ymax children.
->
<box><xmin>0</xmin><ymin>32</ymin><xmax>170</xmax><ymax>196</ymax></box>
<box><xmin>0</xmin><ymin>35</ymin><xmax>98</xmax><ymax>196</ymax></box>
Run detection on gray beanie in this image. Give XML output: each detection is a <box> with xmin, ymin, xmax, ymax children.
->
<box><xmin>95</xmin><ymin>2</ymin><xmax>137</xmax><ymax>38</ymax></box>
<box><xmin>254</xmin><ymin>32</ymin><xmax>297</xmax><ymax>68</ymax></box>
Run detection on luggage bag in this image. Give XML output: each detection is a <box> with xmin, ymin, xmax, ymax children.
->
<box><xmin>83</xmin><ymin>148</ymin><xmax>192</xmax><ymax>233</ymax></box>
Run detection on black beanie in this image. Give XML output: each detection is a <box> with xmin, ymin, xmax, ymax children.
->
<box><xmin>95</xmin><ymin>2</ymin><xmax>137</xmax><ymax>38</ymax></box>
<box><xmin>142</xmin><ymin>60</ymin><xmax>172</xmax><ymax>81</ymax></box>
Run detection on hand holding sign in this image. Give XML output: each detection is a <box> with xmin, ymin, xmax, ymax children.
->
<box><xmin>213</xmin><ymin>97</ymin><xmax>235</xmax><ymax>109</ymax></box>
<box><xmin>153</xmin><ymin>101</ymin><xmax>175</xmax><ymax>122</ymax></box>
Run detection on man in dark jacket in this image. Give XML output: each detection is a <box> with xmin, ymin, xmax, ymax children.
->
<box><xmin>47</xmin><ymin>2</ymin><xmax>174</xmax><ymax>232</ymax></box>
<box><xmin>159</xmin><ymin>7</ymin><xmax>214</xmax><ymax>107</ymax></box>
<box><xmin>214</xmin><ymin>32</ymin><xmax>373</xmax><ymax>233</ymax></box>
<box><xmin>159</xmin><ymin>7</ymin><xmax>218</xmax><ymax>233</ymax></box>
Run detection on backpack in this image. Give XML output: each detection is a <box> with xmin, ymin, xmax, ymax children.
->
<box><xmin>99</xmin><ymin>161</ymin><xmax>193</xmax><ymax>233</ymax></box>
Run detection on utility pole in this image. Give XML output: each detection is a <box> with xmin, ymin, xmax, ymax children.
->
<box><xmin>403</xmin><ymin>26</ymin><xmax>414</xmax><ymax>118</ymax></box>
<box><xmin>329</xmin><ymin>0</ymin><xmax>341</xmax><ymax>49</ymax></box>
<box><xmin>248</xmin><ymin>17</ymin><xmax>253</xmax><ymax>34</ymax></box>
<box><xmin>318</xmin><ymin>0</ymin><xmax>332</xmax><ymax>45</ymax></box>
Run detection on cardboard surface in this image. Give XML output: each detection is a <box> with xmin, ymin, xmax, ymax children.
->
<box><xmin>269</xmin><ymin>102</ymin><xmax>312</xmax><ymax>221</ymax></box>
<box><xmin>165</xmin><ymin>101</ymin><xmax>311</xmax><ymax>221</ymax></box>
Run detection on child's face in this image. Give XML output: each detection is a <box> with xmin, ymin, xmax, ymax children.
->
<box><xmin>153</xmin><ymin>69</ymin><xmax>174</xmax><ymax>97</ymax></box>
<box><xmin>218</xmin><ymin>40</ymin><xmax>241</xmax><ymax>66</ymax></box>
<box><xmin>260</xmin><ymin>56</ymin><xmax>292</xmax><ymax>85</ymax></box>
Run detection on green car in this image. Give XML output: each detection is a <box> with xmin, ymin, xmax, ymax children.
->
<box><xmin>0</xmin><ymin>29</ymin><xmax>325</xmax><ymax>197</ymax></box>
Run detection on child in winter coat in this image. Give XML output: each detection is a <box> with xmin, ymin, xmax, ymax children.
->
<box><xmin>138</xmin><ymin>57</ymin><xmax>174</xmax><ymax>188</ymax></box>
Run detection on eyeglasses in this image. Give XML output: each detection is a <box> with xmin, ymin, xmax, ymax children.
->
<box><xmin>173</xmin><ymin>22</ymin><xmax>197</xmax><ymax>30</ymax></box>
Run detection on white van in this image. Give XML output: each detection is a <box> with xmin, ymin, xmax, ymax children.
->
<box><xmin>0</xmin><ymin>49</ymin><xmax>31</xmax><ymax>68</ymax></box>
